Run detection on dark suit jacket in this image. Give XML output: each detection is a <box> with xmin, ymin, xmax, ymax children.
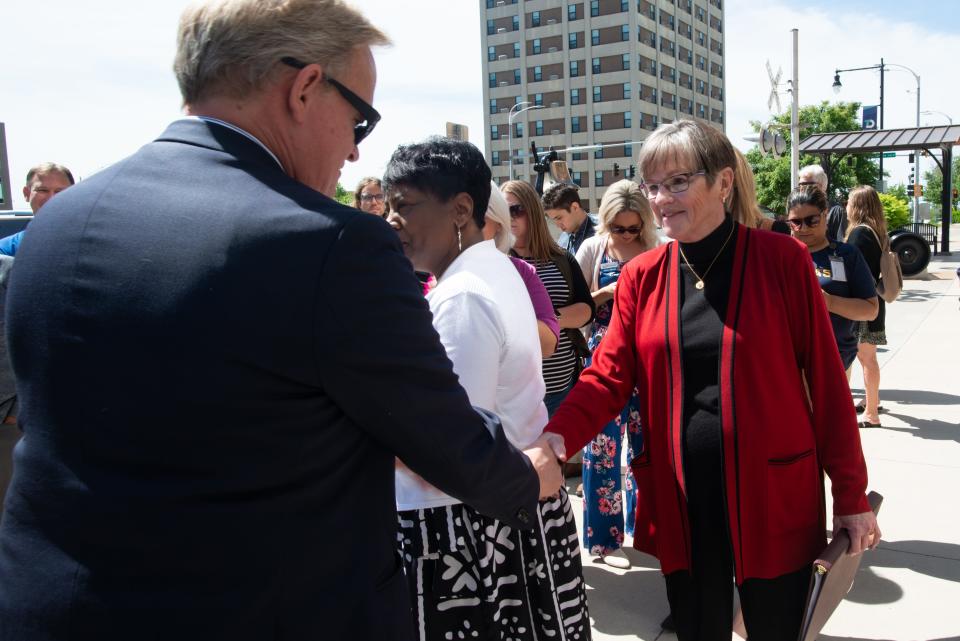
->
<box><xmin>0</xmin><ymin>120</ymin><xmax>540</xmax><ymax>640</ymax></box>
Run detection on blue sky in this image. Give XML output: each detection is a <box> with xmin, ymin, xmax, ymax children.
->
<box><xmin>1</xmin><ymin>0</ymin><xmax>957</xmax><ymax>208</ymax></box>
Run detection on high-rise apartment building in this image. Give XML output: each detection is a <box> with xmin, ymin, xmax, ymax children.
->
<box><xmin>480</xmin><ymin>0</ymin><xmax>726</xmax><ymax>211</ymax></box>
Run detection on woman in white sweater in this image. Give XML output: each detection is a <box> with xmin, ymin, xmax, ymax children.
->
<box><xmin>384</xmin><ymin>138</ymin><xmax>589</xmax><ymax>641</ymax></box>
<box><xmin>575</xmin><ymin>179</ymin><xmax>659</xmax><ymax>568</ymax></box>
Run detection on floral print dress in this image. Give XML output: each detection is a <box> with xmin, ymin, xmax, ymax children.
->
<box><xmin>582</xmin><ymin>252</ymin><xmax>643</xmax><ymax>556</ymax></box>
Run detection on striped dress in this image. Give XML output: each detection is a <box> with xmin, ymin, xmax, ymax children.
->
<box><xmin>518</xmin><ymin>257</ymin><xmax>579</xmax><ymax>395</ymax></box>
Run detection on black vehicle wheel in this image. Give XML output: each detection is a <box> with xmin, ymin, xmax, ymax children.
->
<box><xmin>890</xmin><ymin>232</ymin><xmax>930</xmax><ymax>277</ymax></box>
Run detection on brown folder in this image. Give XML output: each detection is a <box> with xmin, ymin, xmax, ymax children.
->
<box><xmin>732</xmin><ymin>491</ymin><xmax>883</xmax><ymax>641</ymax></box>
<box><xmin>797</xmin><ymin>491</ymin><xmax>884</xmax><ymax>641</ymax></box>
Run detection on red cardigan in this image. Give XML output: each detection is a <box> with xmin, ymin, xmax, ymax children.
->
<box><xmin>546</xmin><ymin>225</ymin><xmax>870</xmax><ymax>583</ymax></box>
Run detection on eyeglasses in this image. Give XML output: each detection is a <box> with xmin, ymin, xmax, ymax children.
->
<box><xmin>638</xmin><ymin>170</ymin><xmax>707</xmax><ymax>198</ymax></box>
<box><xmin>360</xmin><ymin>193</ymin><xmax>385</xmax><ymax>203</ymax></box>
<box><xmin>610</xmin><ymin>225</ymin><xmax>643</xmax><ymax>236</ymax></box>
<box><xmin>509</xmin><ymin>204</ymin><xmax>527</xmax><ymax>219</ymax></box>
<box><xmin>785</xmin><ymin>213</ymin><xmax>822</xmax><ymax>229</ymax></box>
<box><xmin>798</xmin><ymin>181</ymin><xmax>819</xmax><ymax>187</ymax></box>
<box><xmin>281</xmin><ymin>57</ymin><xmax>381</xmax><ymax>145</ymax></box>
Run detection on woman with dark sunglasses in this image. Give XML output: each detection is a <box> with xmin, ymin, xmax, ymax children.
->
<box><xmin>573</xmin><ymin>179</ymin><xmax>659</xmax><ymax>569</ymax></box>
<box><xmin>787</xmin><ymin>186</ymin><xmax>878</xmax><ymax>375</ymax></box>
<box><xmin>502</xmin><ymin>180</ymin><xmax>595</xmax><ymax>416</ymax></box>
<box><xmin>540</xmin><ymin>120</ymin><xmax>878</xmax><ymax>641</ymax></box>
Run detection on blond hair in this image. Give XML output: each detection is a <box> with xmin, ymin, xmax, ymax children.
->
<box><xmin>637</xmin><ymin>119</ymin><xmax>736</xmax><ymax>189</ymax></box>
<box><xmin>845</xmin><ymin>185</ymin><xmax>889</xmax><ymax>247</ymax></box>
<box><xmin>501</xmin><ymin>180</ymin><xmax>564</xmax><ymax>260</ymax></box>
<box><xmin>596</xmin><ymin>180</ymin><xmax>658</xmax><ymax>250</ymax></box>
<box><xmin>727</xmin><ymin>148</ymin><xmax>764</xmax><ymax>228</ymax></box>
<box><xmin>174</xmin><ymin>0</ymin><xmax>390</xmax><ymax>104</ymax></box>
<box><xmin>485</xmin><ymin>181</ymin><xmax>515</xmax><ymax>253</ymax></box>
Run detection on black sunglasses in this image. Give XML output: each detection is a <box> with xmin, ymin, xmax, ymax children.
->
<box><xmin>509</xmin><ymin>204</ymin><xmax>527</xmax><ymax>219</ymax></box>
<box><xmin>281</xmin><ymin>57</ymin><xmax>381</xmax><ymax>145</ymax></box>
<box><xmin>610</xmin><ymin>225</ymin><xmax>643</xmax><ymax>236</ymax></box>
<box><xmin>785</xmin><ymin>213</ymin><xmax>822</xmax><ymax>229</ymax></box>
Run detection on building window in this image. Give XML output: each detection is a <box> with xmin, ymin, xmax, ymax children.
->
<box><xmin>571</xmin><ymin>116</ymin><xmax>582</xmax><ymax>133</ymax></box>
<box><xmin>571</xmin><ymin>88</ymin><xmax>581</xmax><ymax>105</ymax></box>
<box><xmin>533</xmin><ymin>38</ymin><xmax>541</xmax><ymax>55</ymax></box>
<box><xmin>572</xmin><ymin>151</ymin><xmax>586</xmax><ymax>161</ymax></box>
<box><xmin>622</xmin><ymin>53</ymin><xmax>630</xmax><ymax>70</ymax></box>
<box><xmin>486</xmin><ymin>19</ymin><xmax>495</xmax><ymax>36</ymax></box>
<box><xmin>621</xmin><ymin>0</ymin><xmax>629</xmax><ymax>10</ymax></box>
<box><xmin>489</xmin><ymin>72</ymin><xmax>497</xmax><ymax>89</ymax></box>
<box><xmin>594</xmin><ymin>114</ymin><xmax>603</xmax><ymax>130</ymax></box>
<box><xmin>624</xmin><ymin>111</ymin><xmax>632</xmax><ymax>128</ymax></box>
<box><xmin>533</xmin><ymin>66</ymin><xmax>542</xmax><ymax>81</ymax></box>
<box><xmin>572</xmin><ymin>171</ymin><xmax>584</xmax><ymax>187</ymax></box>
<box><xmin>592</xmin><ymin>57</ymin><xmax>601</xmax><ymax>74</ymax></box>
<box><xmin>569</xmin><ymin>32</ymin><xmax>581</xmax><ymax>49</ymax></box>
<box><xmin>590</xmin><ymin>0</ymin><xmax>599</xmax><ymax>17</ymax></box>
<box><xmin>492</xmin><ymin>150</ymin><xmax>501</xmax><ymax>166</ymax></box>
<box><xmin>570</xmin><ymin>60</ymin><xmax>581</xmax><ymax>77</ymax></box>
<box><xmin>535</xmin><ymin>120</ymin><xmax>544</xmax><ymax>136</ymax></box>
<box><xmin>624</xmin><ymin>142</ymin><xmax>633</xmax><ymax>156</ymax></box>
<box><xmin>591</xmin><ymin>29</ymin><xmax>600</xmax><ymax>46</ymax></box>
<box><xmin>623</xmin><ymin>82</ymin><xmax>631</xmax><ymax>99</ymax></box>
<box><xmin>568</xmin><ymin>3</ymin><xmax>579</xmax><ymax>21</ymax></box>
<box><xmin>698</xmin><ymin>103</ymin><xmax>706</xmax><ymax>118</ymax></box>
<box><xmin>595</xmin><ymin>147</ymin><xmax>604</xmax><ymax>159</ymax></box>
<box><xmin>532</xmin><ymin>10</ymin><xmax>541</xmax><ymax>27</ymax></box>
<box><xmin>489</xmin><ymin>98</ymin><xmax>497</xmax><ymax>114</ymax></box>
<box><xmin>534</xmin><ymin>92</ymin><xmax>543</xmax><ymax>106</ymax></box>
<box><xmin>595</xmin><ymin>170</ymin><xmax>605</xmax><ymax>187</ymax></box>
<box><xmin>490</xmin><ymin>124</ymin><xmax>500</xmax><ymax>140</ymax></box>
<box><xmin>514</xmin><ymin>69</ymin><xmax>521</xmax><ymax>84</ymax></box>
<box><xmin>514</xmin><ymin>42</ymin><xmax>520</xmax><ymax>58</ymax></box>
<box><xmin>593</xmin><ymin>86</ymin><xmax>601</xmax><ymax>102</ymax></box>
<box><xmin>621</xmin><ymin>25</ymin><xmax>630</xmax><ymax>41</ymax></box>
<box><xmin>488</xmin><ymin>46</ymin><xmax>496</xmax><ymax>62</ymax></box>
<box><xmin>512</xmin><ymin>15</ymin><xmax>520</xmax><ymax>30</ymax></box>
<box><xmin>515</xmin><ymin>122</ymin><xmax>523</xmax><ymax>138</ymax></box>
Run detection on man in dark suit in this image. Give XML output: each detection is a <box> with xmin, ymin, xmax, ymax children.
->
<box><xmin>0</xmin><ymin>2</ymin><xmax>562</xmax><ymax>639</ymax></box>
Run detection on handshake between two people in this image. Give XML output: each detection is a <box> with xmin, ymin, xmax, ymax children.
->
<box><xmin>523</xmin><ymin>432</ymin><xmax>568</xmax><ymax>499</ymax></box>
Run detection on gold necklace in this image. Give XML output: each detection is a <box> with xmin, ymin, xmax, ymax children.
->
<box><xmin>677</xmin><ymin>223</ymin><xmax>736</xmax><ymax>290</ymax></box>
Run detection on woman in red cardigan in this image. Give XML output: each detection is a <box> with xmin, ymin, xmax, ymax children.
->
<box><xmin>539</xmin><ymin>120</ymin><xmax>880</xmax><ymax>641</ymax></box>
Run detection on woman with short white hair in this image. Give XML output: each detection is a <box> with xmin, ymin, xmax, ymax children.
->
<box><xmin>574</xmin><ymin>179</ymin><xmax>658</xmax><ymax>568</ymax></box>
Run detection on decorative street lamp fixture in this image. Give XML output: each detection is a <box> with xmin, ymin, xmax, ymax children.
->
<box><xmin>508</xmin><ymin>101</ymin><xmax>544</xmax><ymax>181</ymax></box>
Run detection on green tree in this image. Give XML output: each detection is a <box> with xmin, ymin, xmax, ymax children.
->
<box><xmin>334</xmin><ymin>183</ymin><xmax>354</xmax><ymax>207</ymax></box>
<box><xmin>877</xmin><ymin>192</ymin><xmax>910</xmax><ymax>231</ymax></box>
<box><xmin>922</xmin><ymin>157</ymin><xmax>960</xmax><ymax>210</ymax></box>
<box><xmin>746</xmin><ymin>101</ymin><xmax>880</xmax><ymax>214</ymax></box>
<box><xmin>887</xmin><ymin>183</ymin><xmax>909</xmax><ymax>204</ymax></box>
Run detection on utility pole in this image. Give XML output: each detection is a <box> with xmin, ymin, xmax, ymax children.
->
<box><xmin>790</xmin><ymin>29</ymin><xmax>800</xmax><ymax>190</ymax></box>
<box><xmin>0</xmin><ymin>123</ymin><xmax>12</xmax><ymax>211</ymax></box>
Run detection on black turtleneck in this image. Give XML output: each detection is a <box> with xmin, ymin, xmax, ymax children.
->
<box><xmin>677</xmin><ymin>215</ymin><xmax>738</xmax><ymax>538</ymax></box>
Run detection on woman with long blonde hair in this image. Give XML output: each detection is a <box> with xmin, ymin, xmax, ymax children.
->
<box><xmin>574</xmin><ymin>179</ymin><xmax>658</xmax><ymax>568</ymax></box>
<box><xmin>845</xmin><ymin>185</ymin><xmax>889</xmax><ymax>427</ymax></box>
<box><xmin>502</xmin><ymin>180</ymin><xmax>595</xmax><ymax>415</ymax></box>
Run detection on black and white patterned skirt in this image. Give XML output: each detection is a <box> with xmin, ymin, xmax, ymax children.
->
<box><xmin>397</xmin><ymin>488</ymin><xmax>591</xmax><ymax>641</ymax></box>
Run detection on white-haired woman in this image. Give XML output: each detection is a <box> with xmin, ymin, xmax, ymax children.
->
<box><xmin>574</xmin><ymin>179</ymin><xmax>658</xmax><ymax>568</ymax></box>
<box><xmin>483</xmin><ymin>183</ymin><xmax>559</xmax><ymax>357</ymax></box>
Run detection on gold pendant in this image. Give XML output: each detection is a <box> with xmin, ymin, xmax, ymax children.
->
<box><xmin>695</xmin><ymin>280</ymin><xmax>705</xmax><ymax>290</ymax></box>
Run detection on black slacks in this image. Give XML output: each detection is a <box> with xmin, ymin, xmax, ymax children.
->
<box><xmin>664</xmin><ymin>486</ymin><xmax>810</xmax><ymax>641</ymax></box>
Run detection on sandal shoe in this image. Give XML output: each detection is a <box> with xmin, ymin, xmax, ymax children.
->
<box><xmin>859</xmin><ymin>420</ymin><xmax>882</xmax><ymax>428</ymax></box>
<box><xmin>855</xmin><ymin>402</ymin><xmax>884</xmax><ymax>414</ymax></box>
<box><xmin>601</xmin><ymin>549</ymin><xmax>632</xmax><ymax>569</ymax></box>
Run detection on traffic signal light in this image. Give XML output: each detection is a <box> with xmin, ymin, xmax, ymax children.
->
<box><xmin>613</xmin><ymin>163</ymin><xmax>621</xmax><ymax>177</ymax></box>
<box><xmin>908</xmin><ymin>153</ymin><xmax>915</xmax><ymax>163</ymax></box>
<box><xmin>907</xmin><ymin>183</ymin><xmax>915</xmax><ymax>194</ymax></box>
<box><xmin>628</xmin><ymin>164</ymin><xmax>636</xmax><ymax>179</ymax></box>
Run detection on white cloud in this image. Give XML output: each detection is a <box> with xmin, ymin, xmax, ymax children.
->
<box><xmin>2</xmin><ymin>0</ymin><xmax>955</xmax><ymax>208</ymax></box>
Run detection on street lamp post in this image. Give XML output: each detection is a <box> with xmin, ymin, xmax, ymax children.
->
<box><xmin>833</xmin><ymin>60</ymin><xmax>922</xmax><ymax>219</ymax></box>
<box><xmin>921</xmin><ymin>110</ymin><xmax>954</xmax><ymax>125</ymax></box>
<box><xmin>508</xmin><ymin>102</ymin><xmax>544</xmax><ymax>181</ymax></box>
<box><xmin>833</xmin><ymin>58</ymin><xmax>886</xmax><ymax>188</ymax></box>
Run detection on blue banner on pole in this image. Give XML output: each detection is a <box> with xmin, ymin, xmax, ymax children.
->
<box><xmin>862</xmin><ymin>105</ymin><xmax>878</xmax><ymax>130</ymax></box>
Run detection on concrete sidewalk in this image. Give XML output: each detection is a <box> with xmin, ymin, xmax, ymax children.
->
<box><xmin>572</xmin><ymin>225</ymin><xmax>960</xmax><ymax>641</ymax></box>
